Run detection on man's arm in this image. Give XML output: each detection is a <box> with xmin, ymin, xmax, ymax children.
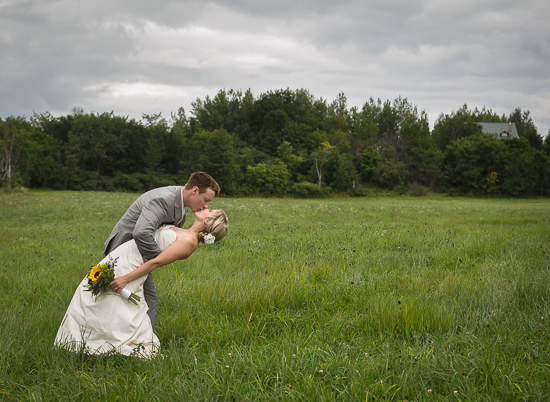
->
<box><xmin>133</xmin><ymin>197</ymin><xmax>170</xmax><ymax>262</ymax></box>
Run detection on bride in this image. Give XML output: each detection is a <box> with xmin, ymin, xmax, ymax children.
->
<box><xmin>54</xmin><ymin>208</ymin><xmax>228</xmax><ymax>358</ymax></box>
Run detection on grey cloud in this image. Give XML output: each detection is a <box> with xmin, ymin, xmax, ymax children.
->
<box><xmin>1</xmin><ymin>0</ymin><xmax>549</xmax><ymax>132</ymax></box>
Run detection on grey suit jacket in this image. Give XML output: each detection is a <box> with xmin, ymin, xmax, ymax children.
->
<box><xmin>104</xmin><ymin>186</ymin><xmax>187</xmax><ymax>262</ymax></box>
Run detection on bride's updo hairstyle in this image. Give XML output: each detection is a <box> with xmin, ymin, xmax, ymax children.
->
<box><xmin>198</xmin><ymin>209</ymin><xmax>229</xmax><ymax>243</ymax></box>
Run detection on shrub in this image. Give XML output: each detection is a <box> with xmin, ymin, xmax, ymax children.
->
<box><xmin>290</xmin><ymin>181</ymin><xmax>322</xmax><ymax>198</ymax></box>
<box><xmin>408</xmin><ymin>183</ymin><xmax>427</xmax><ymax>197</ymax></box>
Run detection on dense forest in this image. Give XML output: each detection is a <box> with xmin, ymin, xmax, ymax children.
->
<box><xmin>2</xmin><ymin>88</ymin><xmax>550</xmax><ymax>197</ymax></box>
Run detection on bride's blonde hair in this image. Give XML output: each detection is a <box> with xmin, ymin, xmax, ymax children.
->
<box><xmin>198</xmin><ymin>209</ymin><xmax>229</xmax><ymax>243</ymax></box>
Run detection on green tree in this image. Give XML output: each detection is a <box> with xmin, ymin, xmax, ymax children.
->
<box><xmin>372</xmin><ymin>157</ymin><xmax>408</xmax><ymax>190</ymax></box>
<box><xmin>185</xmin><ymin>129</ymin><xmax>237</xmax><ymax>195</ymax></box>
<box><xmin>311</xmin><ymin>141</ymin><xmax>333</xmax><ymax>188</ymax></box>
<box><xmin>25</xmin><ymin>127</ymin><xmax>63</xmax><ymax>189</ymax></box>
<box><xmin>442</xmin><ymin>133</ymin><xmax>506</xmax><ymax>194</ymax></box>
<box><xmin>471</xmin><ymin>106</ymin><xmax>506</xmax><ymax>123</ymax></box>
<box><xmin>0</xmin><ymin>116</ymin><xmax>29</xmax><ymax>189</ymax></box>
<box><xmin>245</xmin><ymin>160</ymin><xmax>290</xmax><ymax>196</ymax></box>
<box><xmin>277</xmin><ymin>141</ymin><xmax>303</xmax><ymax>181</ymax></box>
<box><xmin>142</xmin><ymin>113</ymin><xmax>168</xmax><ymax>179</ymax></box>
<box><xmin>509</xmin><ymin>107</ymin><xmax>543</xmax><ymax>150</ymax></box>
<box><xmin>328</xmin><ymin>91</ymin><xmax>349</xmax><ymax>121</ymax></box>
<box><xmin>400</xmin><ymin>118</ymin><xmax>438</xmax><ymax>188</ymax></box>
<box><xmin>419</xmin><ymin>147</ymin><xmax>444</xmax><ymax>193</ymax></box>
<box><xmin>326</xmin><ymin>114</ymin><xmax>348</xmax><ymax>145</ymax></box>
<box><xmin>170</xmin><ymin>107</ymin><xmax>191</xmax><ymax>140</ymax></box>
<box><xmin>360</xmin><ymin>146</ymin><xmax>380</xmax><ymax>182</ymax></box>
<box><xmin>233</xmin><ymin>142</ymin><xmax>253</xmax><ymax>189</ymax></box>
<box><xmin>432</xmin><ymin>105</ymin><xmax>481</xmax><ymax>151</ymax></box>
<box><xmin>259</xmin><ymin>109</ymin><xmax>290</xmax><ymax>155</ymax></box>
<box><xmin>67</xmin><ymin>112</ymin><xmax>127</xmax><ymax>177</ymax></box>
<box><xmin>246</xmin><ymin>163</ymin><xmax>268</xmax><ymax>190</ymax></box>
<box><xmin>500</xmin><ymin>138</ymin><xmax>550</xmax><ymax>196</ymax></box>
<box><xmin>286</xmin><ymin>122</ymin><xmax>317</xmax><ymax>154</ymax></box>
<box><xmin>350</xmin><ymin>111</ymin><xmax>379</xmax><ymax>165</ymax></box>
<box><xmin>32</xmin><ymin>112</ymin><xmax>80</xmax><ymax>189</ymax></box>
<box><xmin>530</xmin><ymin>149</ymin><xmax>550</xmax><ymax>196</ymax></box>
<box><xmin>114</xmin><ymin>120</ymin><xmax>149</xmax><ymax>177</ymax></box>
<box><xmin>324</xmin><ymin>148</ymin><xmax>356</xmax><ymax>191</ymax></box>
<box><xmin>190</xmin><ymin>89</ymin><xmax>249</xmax><ymax>134</ymax></box>
<box><xmin>268</xmin><ymin>160</ymin><xmax>291</xmax><ymax>196</ymax></box>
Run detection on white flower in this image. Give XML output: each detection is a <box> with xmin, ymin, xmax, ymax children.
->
<box><xmin>204</xmin><ymin>233</ymin><xmax>216</xmax><ymax>244</ymax></box>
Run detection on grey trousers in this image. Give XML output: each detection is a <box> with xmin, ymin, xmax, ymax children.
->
<box><xmin>143</xmin><ymin>274</ymin><xmax>159</xmax><ymax>330</ymax></box>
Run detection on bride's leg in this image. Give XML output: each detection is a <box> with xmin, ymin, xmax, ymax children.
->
<box><xmin>143</xmin><ymin>274</ymin><xmax>159</xmax><ymax>330</ymax></box>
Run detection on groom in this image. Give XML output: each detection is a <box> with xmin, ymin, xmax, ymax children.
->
<box><xmin>104</xmin><ymin>171</ymin><xmax>220</xmax><ymax>329</ymax></box>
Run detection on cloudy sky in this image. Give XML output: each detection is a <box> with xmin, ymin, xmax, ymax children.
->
<box><xmin>1</xmin><ymin>0</ymin><xmax>549</xmax><ymax>133</ymax></box>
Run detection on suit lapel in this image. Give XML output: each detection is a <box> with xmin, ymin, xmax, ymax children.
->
<box><xmin>174</xmin><ymin>186</ymin><xmax>188</xmax><ymax>227</ymax></box>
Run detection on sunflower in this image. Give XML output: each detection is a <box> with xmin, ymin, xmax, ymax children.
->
<box><xmin>88</xmin><ymin>266</ymin><xmax>102</xmax><ymax>281</ymax></box>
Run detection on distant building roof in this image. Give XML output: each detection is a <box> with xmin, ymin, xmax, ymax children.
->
<box><xmin>477</xmin><ymin>122</ymin><xmax>519</xmax><ymax>139</ymax></box>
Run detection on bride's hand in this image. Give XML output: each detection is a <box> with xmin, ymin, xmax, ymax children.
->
<box><xmin>110</xmin><ymin>277</ymin><xmax>129</xmax><ymax>293</ymax></box>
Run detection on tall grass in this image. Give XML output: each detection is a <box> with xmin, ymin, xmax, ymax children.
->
<box><xmin>1</xmin><ymin>191</ymin><xmax>549</xmax><ymax>400</ymax></box>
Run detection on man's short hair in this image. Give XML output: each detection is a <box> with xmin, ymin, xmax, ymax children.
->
<box><xmin>185</xmin><ymin>172</ymin><xmax>220</xmax><ymax>196</ymax></box>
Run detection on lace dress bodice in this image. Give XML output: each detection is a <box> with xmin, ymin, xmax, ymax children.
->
<box><xmin>153</xmin><ymin>225</ymin><xmax>177</xmax><ymax>252</ymax></box>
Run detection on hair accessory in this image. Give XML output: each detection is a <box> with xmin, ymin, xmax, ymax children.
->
<box><xmin>204</xmin><ymin>233</ymin><xmax>216</xmax><ymax>244</ymax></box>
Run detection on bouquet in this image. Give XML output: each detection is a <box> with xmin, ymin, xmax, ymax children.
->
<box><xmin>84</xmin><ymin>257</ymin><xmax>141</xmax><ymax>305</ymax></box>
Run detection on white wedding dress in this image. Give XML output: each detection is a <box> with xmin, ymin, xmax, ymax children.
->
<box><xmin>54</xmin><ymin>225</ymin><xmax>176</xmax><ymax>358</ymax></box>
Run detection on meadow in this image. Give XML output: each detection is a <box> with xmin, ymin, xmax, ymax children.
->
<box><xmin>1</xmin><ymin>190</ymin><xmax>549</xmax><ymax>401</ymax></box>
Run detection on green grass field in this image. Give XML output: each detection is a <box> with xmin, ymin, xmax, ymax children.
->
<box><xmin>1</xmin><ymin>191</ymin><xmax>549</xmax><ymax>401</ymax></box>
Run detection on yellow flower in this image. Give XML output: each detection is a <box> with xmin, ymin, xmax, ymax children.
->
<box><xmin>88</xmin><ymin>266</ymin><xmax>102</xmax><ymax>281</ymax></box>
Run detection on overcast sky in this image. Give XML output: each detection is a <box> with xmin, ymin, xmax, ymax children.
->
<box><xmin>1</xmin><ymin>0</ymin><xmax>549</xmax><ymax>133</ymax></box>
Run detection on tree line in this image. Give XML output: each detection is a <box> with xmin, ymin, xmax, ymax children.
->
<box><xmin>2</xmin><ymin>89</ymin><xmax>550</xmax><ymax>197</ymax></box>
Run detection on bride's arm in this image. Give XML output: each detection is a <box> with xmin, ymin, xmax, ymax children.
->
<box><xmin>109</xmin><ymin>236</ymin><xmax>196</xmax><ymax>292</ymax></box>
